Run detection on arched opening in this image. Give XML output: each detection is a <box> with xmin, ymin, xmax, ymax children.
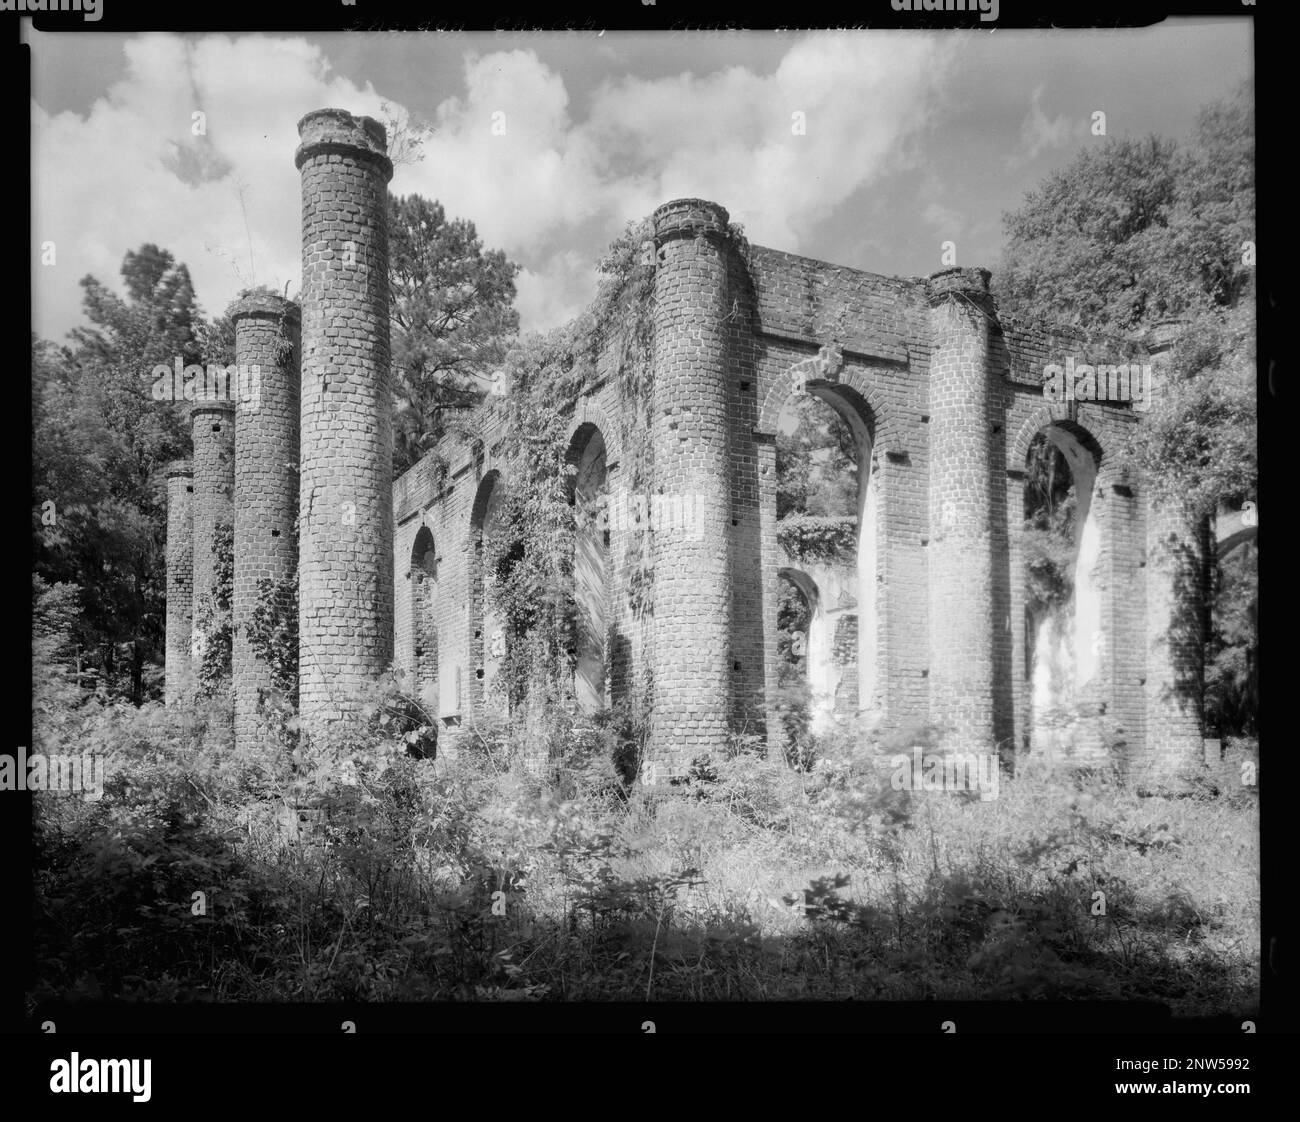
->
<box><xmin>774</xmin><ymin>384</ymin><xmax>877</xmax><ymax>735</ymax></box>
<box><xmin>1206</xmin><ymin>502</ymin><xmax>1258</xmax><ymax>739</ymax></box>
<box><xmin>777</xmin><ymin>567</ymin><xmax>841</xmax><ymax>745</ymax></box>
<box><xmin>471</xmin><ymin>472</ymin><xmax>512</xmax><ymax>716</ymax></box>
<box><xmin>409</xmin><ymin>526</ymin><xmax>437</xmax><ymax>707</ymax></box>
<box><xmin>1022</xmin><ymin>425</ymin><xmax>1103</xmax><ymax>760</ymax></box>
<box><xmin>568</xmin><ymin>424</ymin><xmax>610</xmax><ymax>713</ymax></box>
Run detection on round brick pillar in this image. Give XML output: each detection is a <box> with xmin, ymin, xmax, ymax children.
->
<box><xmin>649</xmin><ymin>198</ymin><xmax>733</xmax><ymax>777</ymax></box>
<box><xmin>295</xmin><ymin>109</ymin><xmax>395</xmax><ymax>741</ymax></box>
<box><xmin>1137</xmin><ymin>352</ymin><xmax>1209</xmax><ymax>793</ymax></box>
<box><xmin>165</xmin><ymin>459</ymin><xmax>195</xmax><ymax>705</ymax></box>
<box><xmin>231</xmin><ymin>294</ymin><xmax>301</xmax><ymax>748</ymax></box>
<box><xmin>191</xmin><ymin>401</ymin><xmax>236</xmax><ymax>676</ymax></box>
<box><xmin>926</xmin><ymin>267</ymin><xmax>997</xmax><ymax>750</ymax></box>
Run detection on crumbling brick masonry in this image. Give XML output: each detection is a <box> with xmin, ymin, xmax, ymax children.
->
<box><xmin>164</xmin><ymin>108</ymin><xmax>1210</xmax><ymax>791</ymax></box>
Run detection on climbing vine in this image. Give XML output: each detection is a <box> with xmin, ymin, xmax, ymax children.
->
<box><xmin>776</xmin><ymin>514</ymin><xmax>859</xmax><ymax>564</ymax></box>
<box><xmin>194</xmin><ymin>520</ymin><xmax>234</xmax><ymax>696</ymax></box>
<box><xmin>246</xmin><ymin>573</ymin><xmax>299</xmax><ymax>701</ymax></box>
<box><xmin>481</xmin><ymin>217</ymin><xmax>658</xmax><ymax>712</ymax></box>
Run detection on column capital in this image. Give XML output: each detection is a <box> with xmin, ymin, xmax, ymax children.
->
<box><xmin>295</xmin><ymin>108</ymin><xmax>393</xmax><ymax>183</ymax></box>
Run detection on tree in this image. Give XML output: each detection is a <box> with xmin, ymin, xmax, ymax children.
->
<box><xmin>33</xmin><ymin>245</ymin><xmax>214</xmax><ymax>702</ymax></box>
<box><xmin>997</xmin><ymin>84</ymin><xmax>1253</xmax><ymax>337</ymax></box>
<box><xmin>997</xmin><ymin>82</ymin><xmax>1255</xmax><ymax>515</ymax></box>
<box><xmin>388</xmin><ymin>194</ymin><xmax>521</xmax><ymax>477</ymax></box>
<box><xmin>775</xmin><ymin>395</ymin><xmax>857</xmax><ymax>521</ymax></box>
<box><xmin>996</xmin><ymin>82</ymin><xmax>1256</xmax><ymax>737</ymax></box>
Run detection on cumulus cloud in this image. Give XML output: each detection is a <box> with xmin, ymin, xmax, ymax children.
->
<box><xmin>514</xmin><ymin>251</ymin><xmax>599</xmax><ymax>339</ymax></box>
<box><xmin>34</xmin><ymin>32</ymin><xmax>953</xmax><ymax>341</ymax></box>
<box><xmin>33</xmin><ymin>34</ymin><xmax>388</xmax><ymax>339</ymax></box>
<box><xmin>1009</xmin><ymin>83</ymin><xmax>1090</xmax><ymax>167</ymax></box>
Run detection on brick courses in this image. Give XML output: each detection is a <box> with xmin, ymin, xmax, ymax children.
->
<box><xmin>160</xmin><ymin>139</ymin><xmax>1210</xmax><ymax>786</ymax></box>
<box><xmin>231</xmin><ymin>293</ymin><xmax>301</xmax><ymax>748</ymax></box>
<box><xmin>295</xmin><ymin>109</ymin><xmax>395</xmax><ymax>740</ymax></box>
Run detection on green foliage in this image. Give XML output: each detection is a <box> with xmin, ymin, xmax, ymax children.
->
<box><xmin>389</xmin><ymin>194</ymin><xmax>521</xmax><ymax>478</ymax></box>
<box><xmin>32</xmin><ymin>243</ymin><xmax>210</xmax><ymax>702</ymax></box>
<box><xmin>997</xmin><ymin>83</ymin><xmax>1253</xmax><ymax>333</ymax></box>
<box><xmin>33</xmin><ymin>575</ymin><xmax>92</xmax><ymax>748</ymax></box>
<box><xmin>478</xmin><ymin>216</ymin><xmax>660</xmax><ymax>711</ymax></box>
<box><xmin>194</xmin><ymin>521</ymin><xmax>234</xmax><ymax>697</ymax></box>
<box><xmin>997</xmin><ymin>83</ymin><xmax>1255</xmax><ymax>520</ymax></box>
<box><xmin>1022</xmin><ymin>433</ymin><xmax>1078</xmax><ymax>618</ymax></box>
<box><xmin>774</xmin><ymin>575</ymin><xmax>812</xmax><ymax>748</ymax></box>
<box><xmin>28</xmin><ymin>693</ymin><xmax>1258</xmax><ymax>1009</ymax></box>
<box><xmin>245</xmin><ymin>573</ymin><xmax>299</xmax><ymax>701</ymax></box>
<box><xmin>1205</xmin><ymin>542</ymin><xmax>1257</xmax><ymax>737</ymax></box>
<box><xmin>1125</xmin><ymin>300</ymin><xmax>1256</xmax><ymax>518</ymax></box>
<box><xmin>776</xmin><ymin>393</ymin><xmax>859</xmax><ymax>521</ymax></box>
<box><xmin>776</xmin><ymin>514</ymin><xmax>859</xmax><ymax>564</ymax></box>
<box><xmin>998</xmin><ymin>83</ymin><xmax>1257</xmax><ymax>738</ymax></box>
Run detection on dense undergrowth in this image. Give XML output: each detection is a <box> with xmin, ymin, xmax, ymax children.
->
<box><xmin>28</xmin><ymin>690</ymin><xmax>1258</xmax><ymax>1012</ymax></box>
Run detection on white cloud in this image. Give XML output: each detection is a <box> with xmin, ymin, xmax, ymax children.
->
<box><xmin>34</xmin><ymin>32</ymin><xmax>954</xmax><ymax>341</ymax></box>
<box><xmin>1009</xmin><ymin>83</ymin><xmax>1089</xmax><ymax>167</ymax></box>
<box><xmin>514</xmin><ymin>251</ymin><xmax>597</xmax><ymax>335</ymax></box>
<box><xmin>585</xmin><ymin>33</ymin><xmax>956</xmax><ymax>250</ymax></box>
<box><xmin>33</xmin><ymin>34</ymin><xmax>387</xmax><ymax>339</ymax></box>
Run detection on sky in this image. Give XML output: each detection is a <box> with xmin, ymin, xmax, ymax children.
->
<box><xmin>29</xmin><ymin>22</ymin><xmax>1252</xmax><ymax>346</ymax></box>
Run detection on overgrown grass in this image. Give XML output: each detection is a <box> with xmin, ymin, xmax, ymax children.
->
<box><xmin>29</xmin><ymin>699</ymin><xmax>1258</xmax><ymax>1012</ymax></box>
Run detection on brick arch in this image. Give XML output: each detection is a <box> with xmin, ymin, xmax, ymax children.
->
<box><xmin>564</xmin><ymin>421</ymin><xmax>609</xmax><ymax>501</ymax></box>
<box><xmin>467</xmin><ymin>469</ymin><xmax>506</xmax><ymax>717</ymax></box>
<box><xmin>1009</xmin><ymin>405</ymin><xmax>1108</xmax><ymax>480</ymax></box>
<box><xmin>408</xmin><ymin>524</ymin><xmax>438</xmax><ymax>701</ymax></box>
<box><xmin>777</xmin><ymin>566</ymin><xmax>820</xmax><ymax>614</ymax></box>
<box><xmin>1007</xmin><ymin>405</ymin><xmax>1134</xmax><ymax>767</ymax></box>
<box><xmin>469</xmin><ymin>468</ymin><xmax>503</xmax><ymax>538</ymax></box>
<box><xmin>562</xmin><ymin>397</ymin><xmax>623</xmax><ymax>469</ymax></box>
<box><xmin>410</xmin><ymin>524</ymin><xmax>436</xmax><ymax>572</ymax></box>
<box><xmin>567</xmin><ymin>422</ymin><xmax>612</xmax><ymax>712</ymax></box>
<box><xmin>761</xmin><ymin>359</ymin><xmax>886</xmax><ymax>728</ymax></box>
<box><xmin>756</xmin><ymin>360</ymin><xmax>897</xmax><ymax>453</ymax></box>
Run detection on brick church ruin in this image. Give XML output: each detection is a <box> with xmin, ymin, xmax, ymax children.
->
<box><xmin>164</xmin><ymin>108</ymin><xmax>1221</xmax><ymax>791</ymax></box>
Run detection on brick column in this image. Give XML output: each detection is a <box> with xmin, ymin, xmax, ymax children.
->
<box><xmin>926</xmin><ymin>267</ymin><xmax>997</xmax><ymax>750</ymax></box>
<box><xmin>1139</xmin><ymin>496</ymin><xmax>1210</xmax><ymax>791</ymax></box>
<box><xmin>295</xmin><ymin>109</ymin><xmax>394</xmax><ymax>741</ymax></box>
<box><xmin>191</xmin><ymin>402</ymin><xmax>235</xmax><ymax>677</ymax></box>
<box><xmin>649</xmin><ymin>198</ymin><xmax>733</xmax><ymax>776</ymax></box>
<box><xmin>1138</xmin><ymin>346</ymin><xmax>1209</xmax><ymax>791</ymax></box>
<box><xmin>231</xmin><ymin>294</ymin><xmax>301</xmax><ymax>748</ymax></box>
<box><xmin>165</xmin><ymin>460</ymin><xmax>195</xmax><ymax>705</ymax></box>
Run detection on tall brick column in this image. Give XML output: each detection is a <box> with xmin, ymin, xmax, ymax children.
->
<box><xmin>295</xmin><ymin>109</ymin><xmax>394</xmax><ymax>740</ymax></box>
<box><xmin>191</xmin><ymin>401</ymin><xmax>236</xmax><ymax>674</ymax></box>
<box><xmin>649</xmin><ymin>198</ymin><xmax>732</xmax><ymax>776</ymax></box>
<box><xmin>926</xmin><ymin>268</ymin><xmax>998</xmax><ymax>750</ymax></box>
<box><xmin>231</xmin><ymin>294</ymin><xmax>301</xmax><ymax>748</ymax></box>
<box><xmin>164</xmin><ymin>460</ymin><xmax>195</xmax><ymax>705</ymax></box>
<box><xmin>1137</xmin><ymin>340</ymin><xmax>1209</xmax><ymax>792</ymax></box>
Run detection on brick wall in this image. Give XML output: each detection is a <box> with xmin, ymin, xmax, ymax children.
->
<box><xmin>164</xmin><ymin>460</ymin><xmax>194</xmax><ymax>705</ymax></box>
<box><xmin>190</xmin><ymin>402</ymin><xmax>235</xmax><ymax>675</ymax></box>
<box><xmin>648</xmin><ymin>199</ymin><xmax>734</xmax><ymax>775</ymax></box>
<box><xmin>382</xmin><ymin>199</ymin><xmax>1206</xmax><ymax>783</ymax></box>
<box><xmin>231</xmin><ymin>294</ymin><xmax>300</xmax><ymax>748</ymax></box>
<box><xmin>158</xmin><ymin>140</ymin><xmax>1213</xmax><ymax>786</ymax></box>
<box><xmin>295</xmin><ymin>109</ymin><xmax>395</xmax><ymax>739</ymax></box>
